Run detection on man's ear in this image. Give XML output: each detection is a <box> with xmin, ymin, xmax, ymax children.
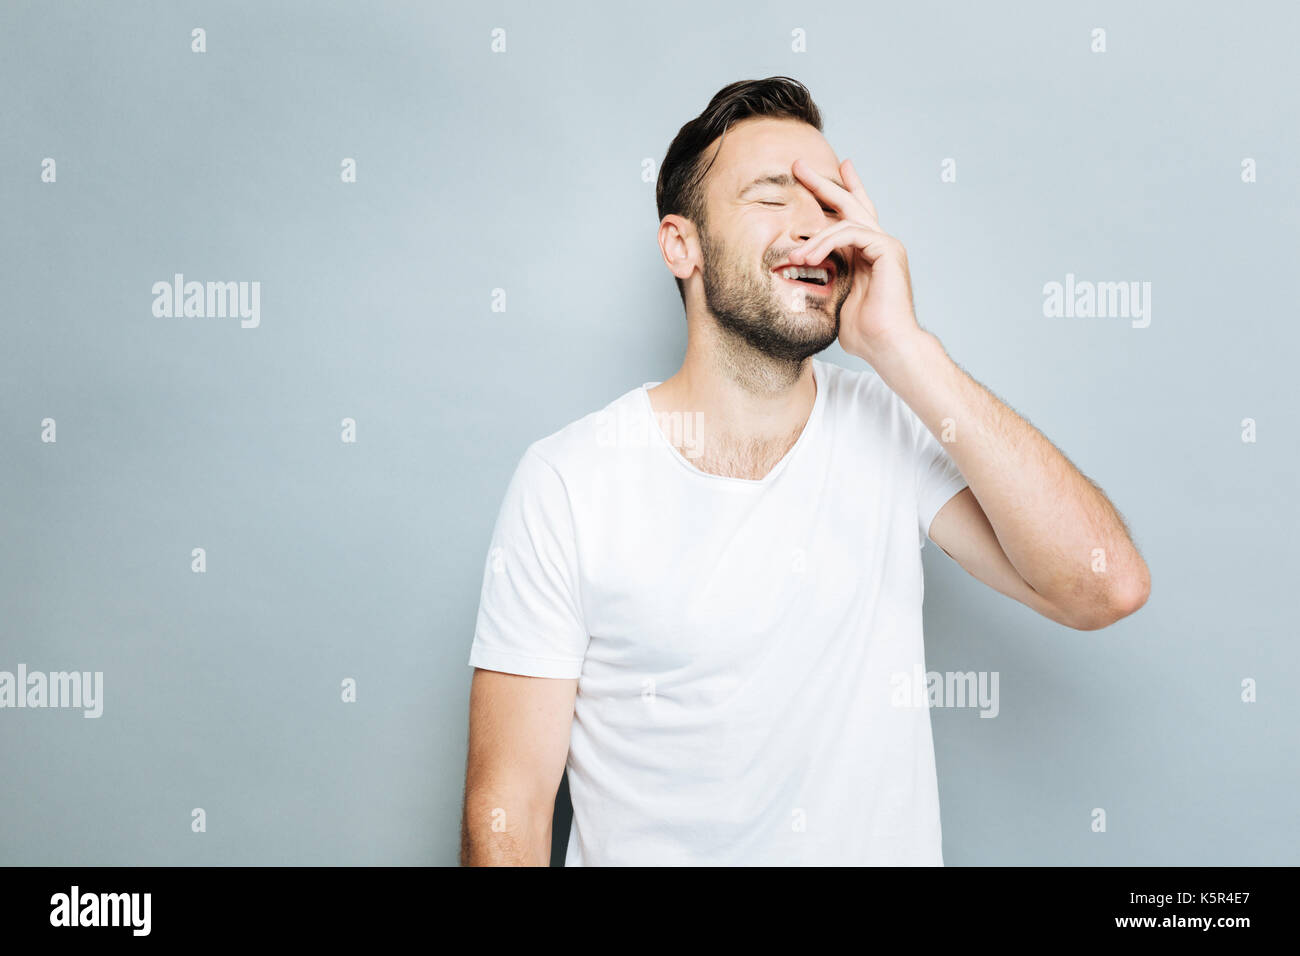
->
<box><xmin>658</xmin><ymin>214</ymin><xmax>698</xmax><ymax>281</ymax></box>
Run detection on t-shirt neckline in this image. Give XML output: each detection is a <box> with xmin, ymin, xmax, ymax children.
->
<box><xmin>638</xmin><ymin>358</ymin><xmax>826</xmax><ymax>488</ymax></box>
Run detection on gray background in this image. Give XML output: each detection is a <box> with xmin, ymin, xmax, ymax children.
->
<box><xmin>2</xmin><ymin>0</ymin><xmax>1296</xmax><ymax>865</ymax></box>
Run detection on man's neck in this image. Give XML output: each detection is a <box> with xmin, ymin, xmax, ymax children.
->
<box><xmin>646</xmin><ymin>323</ymin><xmax>818</xmax><ymax>480</ymax></box>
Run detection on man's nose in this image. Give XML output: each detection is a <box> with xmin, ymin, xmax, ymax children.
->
<box><xmin>791</xmin><ymin>194</ymin><xmax>834</xmax><ymax>241</ymax></box>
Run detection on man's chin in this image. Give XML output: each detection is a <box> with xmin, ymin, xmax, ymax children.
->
<box><xmin>774</xmin><ymin>286</ymin><xmax>839</xmax><ymax>317</ymax></box>
<box><xmin>776</xmin><ymin>317</ymin><xmax>840</xmax><ymax>357</ymax></box>
<box><xmin>780</xmin><ymin>303</ymin><xmax>838</xmax><ymax>336</ymax></box>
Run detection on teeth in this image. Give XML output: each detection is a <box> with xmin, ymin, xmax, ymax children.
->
<box><xmin>780</xmin><ymin>266</ymin><xmax>830</xmax><ymax>283</ymax></box>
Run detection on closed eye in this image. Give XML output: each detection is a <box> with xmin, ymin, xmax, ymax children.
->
<box><xmin>759</xmin><ymin>200</ymin><xmax>837</xmax><ymax>215</ymax></box>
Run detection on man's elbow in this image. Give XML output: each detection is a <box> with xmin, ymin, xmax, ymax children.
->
<box><xmin>1064</xmin><ymin>569</ymin><xmax>1151</xmax><ymax>631</ymax></box>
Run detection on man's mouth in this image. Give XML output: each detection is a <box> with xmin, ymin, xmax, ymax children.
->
<box><xmin>771</xmin><ymin>260</ymin><xmax>836</xmax><ymax>294</ymax></box>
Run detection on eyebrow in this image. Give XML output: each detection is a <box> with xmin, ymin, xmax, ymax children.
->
<box><xmin>737</xmin><ymin>172</ymin><xmax>846</xmax><ymax>196</ymax></box>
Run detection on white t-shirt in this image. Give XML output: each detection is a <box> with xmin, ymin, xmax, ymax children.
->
<box><xmin>469</xmin><ymin>357</ymin><xmax>969</xmax><ymax>865</ymax></box>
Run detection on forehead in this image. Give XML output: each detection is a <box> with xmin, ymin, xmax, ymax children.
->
<box><xmin>707</xmin><ymin>116</ymin><xmax>842</xmax><ymax>198</ymax></box>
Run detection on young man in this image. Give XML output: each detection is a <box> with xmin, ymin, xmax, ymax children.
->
<box><xmin>460</xmin><ymin>77</ymin><xmax>1150</xmax><ymax>866</ymax></box>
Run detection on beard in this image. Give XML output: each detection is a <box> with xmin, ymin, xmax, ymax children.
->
<box><xmin>698</xmin><ymin>223</ymin><xmax>850</xmax><ymax>366</ymax></box>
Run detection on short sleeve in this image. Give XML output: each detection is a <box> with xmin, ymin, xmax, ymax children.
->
<box><xmin>912</xmin><ymin>417</ymin><xmax>969</xmax><ymax>546</ymax></box>
<box><xmin>468</xmin><ymin>445</ymin><xmax>589</xmax><ymax>678</ymax></box>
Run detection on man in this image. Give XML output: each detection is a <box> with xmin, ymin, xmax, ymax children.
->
<box><xmin>460</xmin><ymin>77</ymin><xmax>1150</xmax><ymax>866</ymax></box>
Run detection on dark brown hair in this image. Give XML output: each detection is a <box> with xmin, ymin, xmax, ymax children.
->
<box><xmin>655</xmin><ymin>77</ymin><xmax>824</xmax><ymax>303</ymax></box>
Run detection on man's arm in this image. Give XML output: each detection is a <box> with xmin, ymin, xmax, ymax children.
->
<box><xmin>786</xmin><ymin>156</ymin><xmax>1149</xmax><ymax>630</ymax></box>
<box><xmin>460</xmin><ymin>668</ymin><xmax>577</xmax><ymax>866</ymax></box>
<box><xmin>926</xmin><ymin>486</ymin><xmax>1085</xmax><ymax>629</ymax></box>
<box><xmin>874</xmin><ymin>329</ymin><xmax>1151</xmax><ymax>630</ymax></box>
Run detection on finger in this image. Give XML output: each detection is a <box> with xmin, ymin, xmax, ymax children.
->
<box><xmin>791</xmin><ymin>221</ymin><xmax>893</xmax><ymax>268</ymax></box>
<box><xmin>790</xmin><ymin>220</ymin><xmax>867</xmax><ymax>264</ymax></box>
<box><xmin>840</xmin><ymin>159</ymin><xmax>879</xmax><ymax>225</ymax></box>
<box><xmin>791</xmin><ymin>158</ymin><xmax>872</xmax><ymax>224</ymax></box>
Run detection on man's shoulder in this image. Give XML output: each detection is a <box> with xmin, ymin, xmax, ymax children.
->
<box><xmin>814</xmin><ymin>357</ymin><xmax>923</xmax><ymax>459</ymax></box>
<box><xmin>814</xmin><ymin>356</ymin><xmax>876</xmax><ymax>392</ymax></box>
<box><xmin>523</xmin><ymin>382</ymin><xmax>648</xmax><ymax>476</ymax></box>
<box><xmin>814</xmin><ymin>357</ymin><xmax>895</xmax><ymax>415</ymax></box>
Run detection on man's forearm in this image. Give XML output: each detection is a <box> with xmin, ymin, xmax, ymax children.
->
<box><xmin>864</xmin><ymin>328</ymin><xmax>1150</xmax><ymax>620</ymax></box>
<box><xmin>460</xmin><ymin>789</ymin><xmax>552</xmax><ymax>866</ymax></box>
